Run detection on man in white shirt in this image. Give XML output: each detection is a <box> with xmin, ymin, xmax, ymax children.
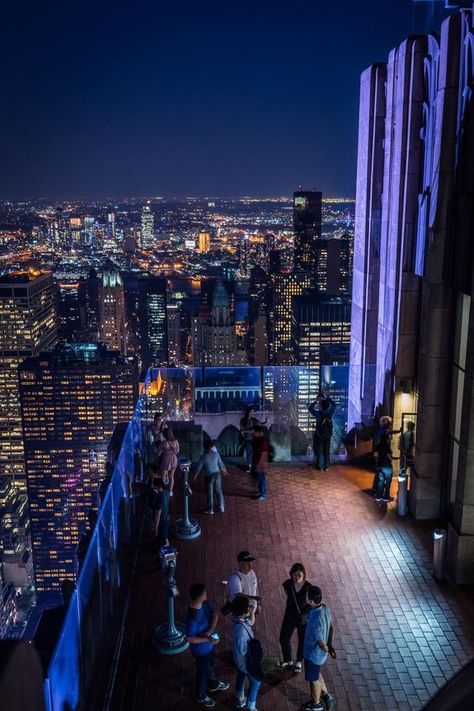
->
<box><xmin>228</xmin><ymin>551</ymin><xmax>260</xmax><ymax>611</ymax></box>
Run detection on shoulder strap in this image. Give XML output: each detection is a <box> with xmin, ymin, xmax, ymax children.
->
<box><xmin>290</xmin><ymin>583</ymin><xmax>301</xmax><ymax>615</ymax></box>
<box><xmin>236</xmin><ymin>621</ymin><xmax>252</xmax><ymax>639</ymax></box>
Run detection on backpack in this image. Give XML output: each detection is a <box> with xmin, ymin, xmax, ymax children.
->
<box><xmin>318</xmin><ymin>415</ymin><xmax>333</xmax><ymax>441</ymax></box>
<box><xmin>239</xmin><ymin>623</ymin><xmax>264</xmax><ymax>681</ymax></box>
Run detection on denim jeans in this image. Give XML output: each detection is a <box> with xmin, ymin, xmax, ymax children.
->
<box><xmin>313</xmin><ymin>433</ymin><xmax>330</xmax><ymax>469</ymax></box>
<box><xmin>194</xmin><ymin>649</ymin><xmax>218</xmax><ymax>701</ymax></box>
<box><xmin>236</xmin><ymin>669</ymin><xmax>261</xmax><ymax>707</ymax></box>
<box><xmin>205</xmin><ymin>473</ymin><xmax>224</xmax><ymax>511</ymax></box>
<box><xmin>375</xmin><ymin>464</ymin><xmax>393</xmax><ymax>499</ymax></box>
<box><xmin>279</xmin><ymin>613</ymin><xmax>306</xmax><ymax>662</ymax></box>
<box><xmin>244</xmin><ymin>440</ymin><xmax>252</xmax><ymax>467</ymax></box>
<box><xmin>255</xmin><ymin>470</ymin><xmax>267</xmax><ymax>498</ymax></box>
<box><xmin>159</xmin><ymin>514</ymin><xmax>169</xmax><ymax>547</ymax></box>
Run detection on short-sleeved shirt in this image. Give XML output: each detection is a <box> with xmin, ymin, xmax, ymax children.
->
<box><xmin>304</xmin><ymin>604</ymin><xmax>332</xmax><ymax>665</ymax></box>
<box><xmin>228</xmin><ymin>570</ymin><xmax>258</xmax><ymax>600</ymax></box>
<box><xmin>185</xmin><ymin>601</ymin><xmax>214</xmax><ymax>656</ymax></box>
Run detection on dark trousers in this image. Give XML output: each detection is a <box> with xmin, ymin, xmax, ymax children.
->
<box><xmin>375</xmin><ymin>465</ymin><xmax>393</xmax><ymax>499</ymax></box>
<box><xmin>194</xmin><ymin>649</ymin><xmax>218</xmax><ymax>701</ymax></box>
<box><xmin>279</xmin><ymin>613</ymin><xmax>306</xmax><ymax>663</ymax></box>
<box><xmin>313</xmin><ymin>433</ymin><xmax>330</xmax><ymax>469</ymax></box>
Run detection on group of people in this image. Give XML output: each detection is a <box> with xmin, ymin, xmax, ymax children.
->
<box><xmin>147</xmin><ymin>413</ymin><xmax>180</xmax><ymax>544</ymax></box>
<box><xmin>373</xmin><ymin>415</ymin><xmax>416</xmax><ymax>504</ymax></box>
<box><xmin>185</xmin><ymin>551</ymin><xmax>336</xmax><ymax>711</ymax></box>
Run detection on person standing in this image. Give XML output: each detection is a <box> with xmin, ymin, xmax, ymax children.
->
<box><xmin>228</xmin><ymin>551</ymin><xmax>260</xmax><ymax>613</ymax></box>
<box><xmin>231</xmin><ymin>597</ymin><xmax>261</xmax><ymax>710</ymax></box>
<box><xmin>193</xmin><ymin>440</ymin><xmax>229</xmax><ymax>514</ymax></box>
<box><xmin>155</xmin><ymin>427</ymin><xmax>180</xmax><ymax>496</ymax></box>
<box><xmin>240</xmin><ymin>406</ymin><xmax>267</xmax><ymax>473</ymax></box>
<box><xmin>251</xmin><ymin>425</ymin><xmax>270</xmax><ymax>501</ymax></box>
<box><xmin>400</xmin><ymin>420</ymin><xmax>416</xmax><ymax>474</ymax></box>
<box><xmin>374</xmin><ymin>432</ymin><xmax>394</xmax><ymax>503</ymax></box>
<box><xmin>279</xmin><ymin>563</ymin><xmax>312</xmax><ymax>673</ymax></box>
<box><xmin>308</xmin><ymin>393</ymin><xmax>335</xmax><ymax>471</ymax></box>
<box><xmin>303</xmin><ymin>585</ymin><xmax>335</xmax><ymax>711</ymax></box>
<box><xmin>148</xmin><ymin>475</ymin><xmax>170</xmax><ymax>546</ymax></box>
<box><xmin>185</xmin><ymin>583</ymin><xmax>230</xmax><ymax>708</ymax></box>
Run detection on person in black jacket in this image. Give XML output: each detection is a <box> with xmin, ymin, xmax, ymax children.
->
<box><xmin>279</xmin><ymin>562</ymin><xmax>312</xmax><ymax>673</ymax></box>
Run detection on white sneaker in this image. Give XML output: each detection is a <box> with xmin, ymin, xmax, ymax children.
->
<box><xmin>204</xmin><ymin>509</ymin><xmax>214</xmax><ymax>515</ymax></box>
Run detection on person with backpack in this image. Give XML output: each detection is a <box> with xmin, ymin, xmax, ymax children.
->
<box><xmin>303</xmin><ymin>585</ymin><xmax>335</xmax><ymax>711</ymax></box>
<box><xmin>231</xmin><ymin>596</ymin><xmax>263</xmax><ymax>710</ymax></box>
<box><xmin>308</xmin><ymin>392</ymin><xmax>335</xmax><ymax>471</ymax></box>
<box><xmin>185</xmin><ymin>583</ymin><xmax>230</xmax><ymax>708</ymax></box>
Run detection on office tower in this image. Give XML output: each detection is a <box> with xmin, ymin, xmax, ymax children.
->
<box><xmin>99</xmin><ymin>272</ymin><xmax>127</xmax><ymax>355</ymax></box>
<box><xmin>140</xmin><ymin>202</ymin><xmax>154</xmax><ymax>250</ymax></box>
<box><xmin>69</xmin><ymin>217</ymin><xmax>83</xmax><ymax>246</ymax></box>
<box><xmin>192</xmin><ymin>280</ymin><xmax>246</xmax><ymax>366</ymax></box>
<box><xmin>166</xmin><ymin>301</ymin><xmax>183</xmax><ymax>365</ymax></box>
<box><xmin>123</xmin><ymin>274</ymin><xmax>168</xmax><ymax>369</ymax></box>
<box><xmin>0</xmin><ymin>476</ymin><xmax>33</xmax><ymax>588</ymax></box>
<box><xmin>83</xmin><ymin>216</ymin><xmax>95</xmax><ymax>248</ymax></box>
<box><xmin>56</xmin><ymin>274</ymin><xmax>85</xmax><ymax>342</ymax></box>
<box><xmin>293</xmin><ymin>190</ymin><xmax>322</xmax><ymax>272</ymax></box>
<box><xmin>323</xmin><ymin>237</ymin><xmax>353</xmax><ymax>295</ymax></box>
<box><xmin>0</xmin><ymin>271</ymin><xmax>57</xmax><ymax>482</ymax></box>
<box><xmin>248</xmin><ymin>266</ymin><xmax>269</xmax><ymax>365</ymax></box>
<box><xmin>107</xmin><ymin>211</ymin><xmax>116</xmax><ymax>238</ymax></box>
<box><xmin>53</xmin><ymin>207</ymin><xmax>69</xmax><ymax>250</ymax></box>
<box><xmin>18</xmin><ymin>343</ymin><xmax>138</xmax><ymax>592</ymax></box>
<box><xmin>268</xmin><ymin>272</ymin><xmax>313</xmax><ymax>364</ymax></box>
<box><xmin>293</xmin><ymin>293</ymin><xmax>351</xmax><ymax>368</ymax></box>
<box><xmin>349</xmin><ymin>7</ymin><xmax>474</xmax><ymax>580</ymax></box>
<box><xmin>197</xmin><ymin>231</ymin><xmax>211</xmax><ymax>253</ymax></box>
<box><xmin>238</xmin><ymin>234</ymin><xmax>251</xmax><ymax>279</ymax></box>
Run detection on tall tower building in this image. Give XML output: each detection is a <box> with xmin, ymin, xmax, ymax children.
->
<box><xmin>140</xmin><ymin>202</ymin><xmax>155</xmax><ymax>250</ymax></box>
<box><xmin>349</xmin><ymin>7</ymin><xmax>474</xmax><ymax>581</ymax></box>
<box><xmin>99</xmin><ymin>272</ymin><xmax>127</xmax><ymax>355</ymax></box>
<box><xmin>197</xmin><ymin>231</ymin><xmax>211</xmax><ymax>253</ymax></box>
<box><xmin>192</xmin><ymin>281</ymin><xmax>246</xmax><ymax>366</ymax></box>
<box><xmin>293</xmin><ymin>190</ymin><xmax>322</xmax><ymax>273</ymax></box>
<box><xmin>269</xmin><ymin>272</ymin><xmax>313</xmax><ymax>364</ymax></box>
<box><xmin>19</xmin><ymin>343</ymin><xmax>138</xmax><ymax>591</ymax></box>
<box><xmin>248</xmin><ymin>266</ymin><xmax>269</xmax><ymax>365</ymax></box>
<box><xmin>123</xmin><ymin>274</ymin><xmax>168</xmax><ymax>369</ymax></box>
<box><xmin>0</xmin><ymin>271</ymin><xmax>57</xmax><ymax>482</ymax></box>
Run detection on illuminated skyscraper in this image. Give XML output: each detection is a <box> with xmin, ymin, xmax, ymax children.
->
<box><xmin>248</xmin><ymin>266</ymin><xmax>269</xmax><ymax>365</ymax></box>
<box><xmin>293</xmin><ymin>190</ymin><xmax>322</xmax><ymax>273</ymax></box>
<box><xmin>0</xmin><ymin>271</ymin><xmax>57</xmax><ymax>482</ymax></box>
<box><xmin>269</xmin><ymin>272</ymin><xmax>313</xmax><ymax>364</ymax></box>
<box><xmin>192</xmin><ymin>280</ymin><xmax>246</xmax><ymax>366</ymax></box>
<box><xmin>140</xmin><ymin>202</ymin><xmax>155</xmax><ymax>250</ymax></box>
<box><xmin>350</xmin><ymin>7</ymin><xmax>474</xmax><ymax>580</ymax></box>
<box><xmin>99</xmin><ymin>272</ymin><xmax>127</xmax><ymax>355</ymax></box>
<box><xmin>123</xmin><ymin>274</ymin><xmax>168</xmax><ymax>369</ymax></box>
<box><xmin>197</xmin><ymin>231</ymin><xmax>211</xmax><ymax>253</ymax></box>
<box><xmin>19</xmin><ymin>343</ymin><xmax>138</xmax><ymax>591</ymax></box>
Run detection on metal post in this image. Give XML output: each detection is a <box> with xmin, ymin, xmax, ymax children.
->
<box><xmin>173</xmin><ymin>458</ymin><xmax>201</xmax><ymax>540</ymax></box>
<box><xmin>397</xmin><ymin>471</ymin><xmax>408</xmax><ymax>517</ymax></box>
<box><xmin>153</xmin><ymin>546</ymin><xmax>189</xmax><ymax>655</ymax></box>
<box><xmin>432</xmin><ymin>529</ymin><xmax>446</xmax><ymax>581</ymax></box>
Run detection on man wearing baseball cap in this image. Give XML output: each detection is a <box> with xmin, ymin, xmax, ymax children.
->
<box><xmin>228</xmin><ymin>551</ymin><xmax>260</xmax><ymax>611</ymax></box>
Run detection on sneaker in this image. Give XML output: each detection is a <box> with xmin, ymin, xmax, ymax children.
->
<box><xmin>303</xmin><ymin>702</ymin><xmax>324</xmax><ymax>711</ymax></box>
<box><xmin>278</xmin><ymin>660</ymin><xmax>293</xmax><ymax>669</ymax></box>
<box><xmin>246</xmin><ymin>467</ymin><xmax>251</xmax><ymax>473</ymax></box>
<box><xmin>375</xmin><ymin>497</ymin><xmax>383</xmax><ymax>503</ymax></box>
<box><xmin>204</xmin><ymin>509</ymin><xmax>214</xmax><ymax>515</ymax></box>
<box><xmin>209</xmin><ymin>680</ymin><xmax>230</xmax><ymax>692</ymax></box>
<box><xmin>383</xmin><ymin>496</ymin><xmax>394</xmax><ymax>502</ymax></box>
<box><xmin>321</xmin><ymin>692</ymin><xmax>335</xmax><ymax>710</ymax></box>
<box><xmin>293</xmin><ymin>661</ymin><xmax>302</xmax><ymax>673</ymax></box>
<box><xmin>196</xmin><ymin>697</ymin><xmax>215</xmax><ymax>708</ymax></box>
<box><xmin>219</xmin><ymin>507</ymin><xmax>225</xmax><ymax>513</ymax></box>
<box><xmin>256</xmin><ymin>495</ymin><xmax>267</xmax><ymax>501</ymax></box>
<box><xmin>235</xmin><ymin>698</ymin><xmax>246</xmax><ymax>709</ymax></box>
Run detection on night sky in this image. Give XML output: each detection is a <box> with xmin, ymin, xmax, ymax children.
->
<box><xmin>1</xmin><ymin>0</ymin><xmax>417</xmax><ymax>200</ymax></box>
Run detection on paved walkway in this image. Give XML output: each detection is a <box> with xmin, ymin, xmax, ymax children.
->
<box><xmin>111</xmin><ymin>463</ymin><xmax>474</xmax><ymax>711</ymax></box>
